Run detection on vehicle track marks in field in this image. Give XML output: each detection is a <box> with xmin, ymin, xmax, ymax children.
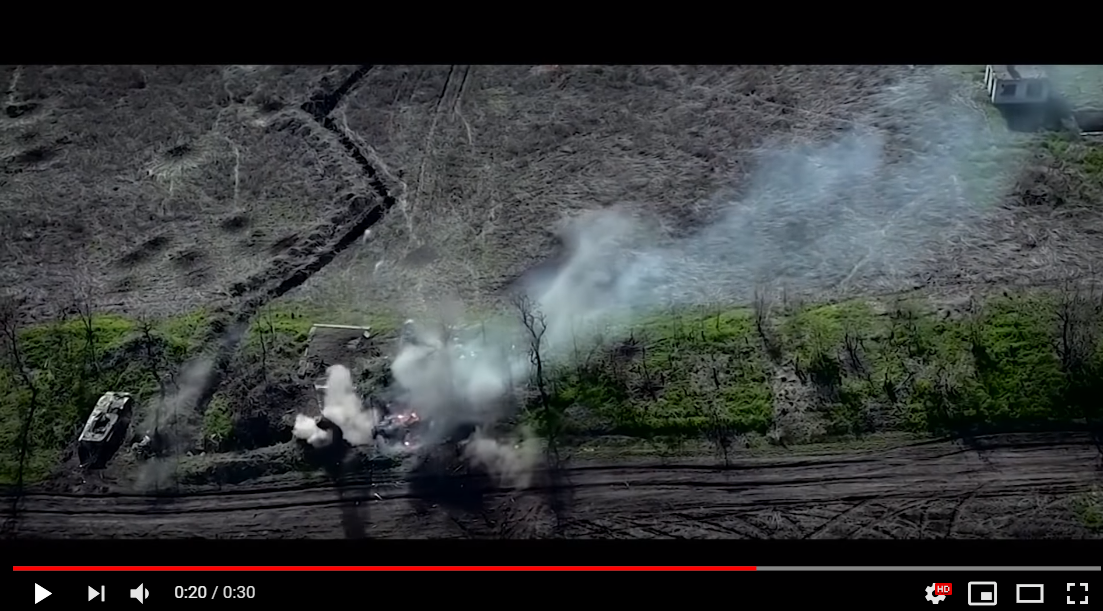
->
<box><xmin>944</xmin><ymin>483</ymin><xmax>985</xmax><ymax>538</ymax></box>
<box><xmin>6</xmin><ymin>434</ymin><xmax>1100</xmax><ymax>539</ymax></box>
<box><xmin>408</xmin><ymin>65</ymin><xmax>469</xmax><ymax>245</ymax></box>
<box><xmin>803</xmin><ymin>500</ymin><xmax>872</xmax><ymax>539</ymax></box>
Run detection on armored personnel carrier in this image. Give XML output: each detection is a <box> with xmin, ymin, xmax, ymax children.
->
<box><xmin>77</xmin><ymin>391</ymin><xmax>135</xmax><ymax>468</ymax></box>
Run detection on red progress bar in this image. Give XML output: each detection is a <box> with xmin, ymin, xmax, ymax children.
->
<box><xmin>15</xmin><ymin>565</ymin><xmax>757</xmax><ymax>572</ymax></box>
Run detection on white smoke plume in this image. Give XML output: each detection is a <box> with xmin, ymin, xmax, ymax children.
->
<box><xmin>462</xmin><ymin>428</ymin><xmax>541</xmax><ymax>489</ymax></box>
<box><xmin>293</xmin><ymin>323</ymin><xmax>541</xmax><ymax>484</ymax></box>
<box><xmin>140</xmin><ymin>357</ymin><xmax>214</xmax><ymax>440</ymax></box>
<box><xmin>523</xmin><ymin>69</ymin><xmax>1025</xmax><ymax>344</ymax></box>
<box><xmin>292</xmin><ymin>414</ymin><xmax>332</xmax><ymax>447</ymax></box>
<box><xmin>1048</xmin><ymin>65</ymin><xmax>1103</xmax><ymax>106</ymax></box>
<box><xmin>389</xmin><ymin>321</ymin><xmax>528</xmax><ymax>443</ymax></box>
<box><xmin>295</xmin><ymin>69</ymin><xmax>1023</xmax><ymax>485</ymax></box>
<box><xmin>134</xmin><ymin>357</ymin><xmax>214</xmax><ymax>491</ymax></box>
<box><xmin>292</xmin><ymin>364</ymin><xmax>379</xmax><ymax>448</ymax></box>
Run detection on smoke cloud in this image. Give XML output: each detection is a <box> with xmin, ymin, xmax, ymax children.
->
<box><xmin>292</xmin><ymin>364</ymin><xmax>379</xmax><ymax>448</ymax></box>
<box><xmin>1048</xmin><ymin>65</ymin><xmax>1103</xmax><ymax>106</ymax></box>
<box><xmin>292</xmin><ymin>414</ymin><xmax>332</xmax><ymax>447</ymax></box>
<box><xmin>134</xmin><ymin>357</ymin><xmax>214</xmax><ymax>491</ymax></box>
<box><xmin>462</xmin><ymin>428</ymin><xmax>541</xmax><ymax>489</ymax></box>
<box><xmin>294</xmin><ymin>318</ymin><xmax>538</xmax><ymax>483</ymax></box>
<box><xmin>295</xmin><ymin>68</ymin><xmax>1023</xmax><ymax>487</ymax></box>
<box><xmin>528</xmin><ymin>74</ymin><xmax>1022</xmax><ymax>328</ymax></box>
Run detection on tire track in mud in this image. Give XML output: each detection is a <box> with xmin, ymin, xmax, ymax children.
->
<box><xmin>6</xmin><ymin>434</ymin><xmax>1101</xmax><ymax>539</ymax></box>
<box><xmin>406</xmin><ymin>65</ymin><xmax>468</xmax><ymax>242</ymax></box>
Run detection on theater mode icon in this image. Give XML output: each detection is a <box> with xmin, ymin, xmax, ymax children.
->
<box><xmin>1016</xmin><ymin>584</ymin><xmax>1043</xmax><ymax>604</ymax></box>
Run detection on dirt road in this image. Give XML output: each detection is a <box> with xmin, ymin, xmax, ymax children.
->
<box><xmin>4</xmin><ymin>433</ymin><xmax>1101</xmax><ymax>539</ymax></box>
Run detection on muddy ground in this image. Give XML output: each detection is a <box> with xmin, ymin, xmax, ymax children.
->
<box><xmin>5</xmin><ymin>433</ymin><xmax>1101</xmax><ymax>539</ymax></box>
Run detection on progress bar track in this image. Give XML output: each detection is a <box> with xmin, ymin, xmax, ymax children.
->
<box><xmin>756</xmin><ymin>566</ymin><xmax>1102</xmax><ymax>571</ymax></box>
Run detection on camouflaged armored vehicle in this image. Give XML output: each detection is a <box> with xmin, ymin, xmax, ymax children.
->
<box><xmin>77</xmin><ymin>391</ymin><xmax>135</xmax><ymax>468</ymax></box>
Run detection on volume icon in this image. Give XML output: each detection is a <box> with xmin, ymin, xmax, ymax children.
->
<box><xmin>130</xmin><ymin>584</ymin><xmax>149</xmax><ymax>604</ymax></box>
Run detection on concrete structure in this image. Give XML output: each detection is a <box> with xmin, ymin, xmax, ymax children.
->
<box><xmin>985</xmin><ymin>65</ymin><xmax>1050</xmax><ymax>105</ymax></box>
<box><xmin>77</xmin><ymin>392</ymin><xmax>135</xmax><ymax>467</ymax></box>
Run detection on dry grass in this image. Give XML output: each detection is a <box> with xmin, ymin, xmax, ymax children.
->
<box><xmin>300</xmin><ymin>65</ymin><xmax>912</xmax><ymax>311</ymax></box>
<box><xmin>294</xmin><ymin>65</ymin><xmax>1103</xmax><ymax>318</ymax></box>
<box><xmin>0</xmin><ymin>65</ymin><xmax>359</xmax><ymax>321</ymax></box>
<box><xmin>6</xmin><ymin>64</ymin><xmax>1100</xmax><ymax>325</ymax></box>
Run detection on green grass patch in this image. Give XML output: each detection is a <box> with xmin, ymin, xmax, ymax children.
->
<box><xmin>0</xmin><ymin>310</ymin><xmax>209</xmax><ymax>485</ymax></box>
<box><xmin>1082</xmin><ymin>144</ymin><xmax>1103</xmax><ymax>179</ymax></box>
<box><xmin>237</xmin><ymin>301</ymin><xmax>404</xmax><ymax>383</ymax></box>
<box><xmin>5</xmin><ymin>287</ymin><xmax>1100</xmax><ymax>484</ymax></box>
<box><xmin>535</xmin><ymin>290</ymin><xmax>1101</xmax><ymax>445</ymax></box>
<box><xmin>1073</xmin><ymin>486</ymin><xmax>1103</xmax><ymax>532</ymax></box>
<box><xmin>544</xmin><ymin>306</ymin><xmax>773</xmax><ymax>441</ymax></box>
<box><xmin>246</xmin><ymin>301</ymin><xmax>402</xmax><ymax>353</ymax></box>
<box><xmin>1043</xmin><ymin>134</ymin><xmax>1103</xmax><ymax>188</ymax></box>
<box><xmin>202</xmin><ymin>394</ymin><xmax>234</xmax><ymax>449</ymax></box>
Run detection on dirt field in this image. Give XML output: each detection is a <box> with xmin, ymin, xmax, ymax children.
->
<box><xmin>6</xmin><ymin>65</ymin><xmax>1098</xmax><ymax>320</ymax></box>
<box><xmin>3</xmin><ymin>65</ymin><xmax>1103</xmax><ymax>540</ymax></box>
<box><xmin>5</xmin><ymin>433</ymin><xmax>1100</xmax><ymax>539</ymax></box>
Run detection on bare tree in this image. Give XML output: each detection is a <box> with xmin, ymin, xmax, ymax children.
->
<box><xmin>705</xmin><ymin>353</ymin><xmax>734</xmax><ymax>466</ymax></box>
<box><xmin>512</xmin><ymin>293</ymin><xmax>557</xmax><ymax>461</ymax></box>
<box><xmin>842</xmin><ymin>324</ymin><xmax>876</xmax><ymax>395</ymax></box>
<box><xmin>512</xmin><ymin>294</ymin><xmax>549</xmax><ymax>409</ymax></box>
<box><xmin>1054</xmin><ymin>280</ymin><xmax>1103</xmax><ymax>436</ymax></box>
<box><xmin>634</xmin><ymin>339</ymin><xmax>660</xmax><ymax>401</ymax></box>
<box><xmin>753</xmin><ymin>287</ymin><xmax>782</xmax><ymax>362</ymax></box>
<box><xmin>137</xmin><ymin>315</ymin><xmax>167</xmax><ymax>401</ymax></box>
<box><xmin>1055</xmin><ymin>280</ymin><xmax>1100</xmax><ymax>379</ymax></box>
<box><xmin>69</xmin><ymin>267</ymin><xmax>102</xmax><ymax>381</ymax></box>
<box><xmin>0</xmin><ymin>295</ymin><xmax>37</xmax><ymax>499</ymax></box>
<box><xmin>254</xmin><ymin>313</ymin><xmax>274</xmax><ymax>375</ymax></box>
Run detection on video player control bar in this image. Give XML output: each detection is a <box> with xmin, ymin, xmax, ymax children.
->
<box><xmin>18</xmin><ymin>566</ymin><xmax>1099</xmax><ymax>608</ymax></box>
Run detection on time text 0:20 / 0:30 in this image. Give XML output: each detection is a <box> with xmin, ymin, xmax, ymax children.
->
<box><xmin>174</xmin><ymin>585</ymin><xmax>256</xmax><ymax>599</ymax></box>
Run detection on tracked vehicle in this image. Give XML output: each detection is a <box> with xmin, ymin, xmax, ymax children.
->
<box><xmin>77</xmin><ymin>391</ymin><xmax>135</xmax><ymax>468</ymax></box>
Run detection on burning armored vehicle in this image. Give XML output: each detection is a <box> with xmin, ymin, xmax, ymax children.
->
<box><xmin>298</xmin><ymin>318</ymin><xmax>505</xmax><ymax>454</ymax></box>
<box><xmin>368</xmin><ymin>396</ymin><xmax>479</xmax><ymax>451</ymax></box>
<box><xmin>77</xmin><ymin>391</ymin><xmax>135</xmax><ymax>468</ymax></box>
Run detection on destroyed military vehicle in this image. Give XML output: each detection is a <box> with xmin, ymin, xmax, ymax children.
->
<box><xmin>298</xmin><ymin>318</ymin><xmax>506</xmax><ymax>455</ymax></box>
<box><xmin>77</xmin><ymin>391</ymin><xmax>135</xmax><ymax>468</ymax></box>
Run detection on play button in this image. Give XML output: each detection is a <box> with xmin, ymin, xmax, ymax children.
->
<box><xmin>35</xmin><ymin>583</ymin><xmax>51</xmax><ymax>604</ymax></box>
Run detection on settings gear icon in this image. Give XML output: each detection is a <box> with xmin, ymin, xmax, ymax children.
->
<box><xmin>925</xmin><ymin>583</ymin><xmax>947</xmax><ymax>604</ymax></box>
